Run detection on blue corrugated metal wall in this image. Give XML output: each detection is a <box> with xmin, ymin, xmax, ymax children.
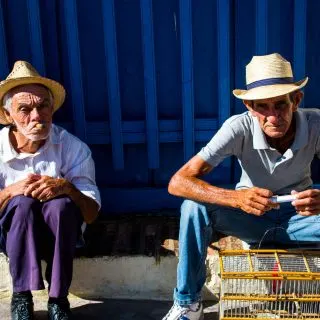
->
<box><xmin>0</xmin><ymin>0</ymin><xmax>319</xmax><ymax>215</ymax></box>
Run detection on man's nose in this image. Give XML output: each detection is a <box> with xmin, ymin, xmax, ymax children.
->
<box><xmin>267</xmin><ymin>115</ymin><xmax>279</xmax><ymax>124</ymax></box>
<box><xmin>266</xmin><ymin>108</ymin><xmax>280</xmax><ymax>123</ymax></box>
<box><xmin>30</xmin><ymin>108</ymin><xmax>41</xmax><ymax>120</ymax></box>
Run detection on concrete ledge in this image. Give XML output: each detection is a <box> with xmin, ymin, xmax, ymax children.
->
<box><xmin>0</xmin><ymin>253</ymin><xmax>220</xmax><ymax>301</ymax></box>
<box><xmin>0</xmin><ymin>254</ymin><xmax>11</xmax><ymax>294</ymax></box>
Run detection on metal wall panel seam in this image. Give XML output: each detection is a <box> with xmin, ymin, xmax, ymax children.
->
<box><xmin>0</xmin><ymin>0</ymin><xmax>8</xmax><ymax>77</ymax></box>
<box><xmin>82</xmin><ymin>118</ymin><xmax>219</xmax><ymax>144</ymax></box>
<box><xmin>27</xmin><ymin>0</ymin><xmax>46</xmax><ymax>75</ymax></box>
<box><xmin>293</xmin><ymin>0</ymin><xmax>307</xmax><ymax>108</ymax></box>
<box><xmin>63</xmin><ymin>0</ymin><xmax>86</xmax><ymax>141</ymax></box>
<box><xmin>41</xmin><ymin>0</ymin><xmax>61</xmax><ymax>81</ymax></box>
<box><xmin>140</xmin><ymin>0</ymin><xmax>159</xmax><ymax>169</ymax></box>
<box><xmin>256</xmin><ymin>0</ymin><xmax>268</xmax><ymax>54</ymax></box>
<box><xmin>102</xmin><ymin>0</ymin><xmax>124</xmax><ymax>170</ymax></box>
<box><xmin>85</xmin><ymin>119</ymin><xmax>219</xmax><ymax>133</ymax></box>
<box><xmin>217</xmin><ymin>0</ymin><xmax>231</xmax><ymax>124</ymax></box>
<box><xmin>217</xmin><ymin>0</ymin><xmax>232</xmax><ymax>182</ymax></box>
<box><xmin>179</xmin><ymin>0</ymin><xmax>195</xmax><ymax>161</ymax></box>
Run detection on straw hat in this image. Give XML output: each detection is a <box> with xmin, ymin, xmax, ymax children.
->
<box><xmin>233</xmin><ymin>53</ymin><xmax>308</xmax><ymax>100</ymax></box>
<box><xmin>0</xmin><ymin>60</ymin><xmax>65</xmax><ymax>124</ymax></box>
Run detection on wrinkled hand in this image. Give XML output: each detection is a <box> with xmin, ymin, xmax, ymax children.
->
<box><xmin>6</xmin><ymin>174</ymin><xmax>42</xmax><ymax>198</ymax></box>
<box><xmin>291</xmin><ymin>189</ymin><xmax>320</xmax><ymax>216</ymax></box>
<box><xmin>0</xmin><ymin>174</ymin><xmax>42</xmax><ymax>213</ymax></box>
<box><xmin>236</xmin><ymin>187</ymin><xmax>279</xmax><ymax>216</ymax></box>
<box><xmin>24</xmin><ymin>175</ymin><xmax>69</xmax><ymax>202</ymax></box>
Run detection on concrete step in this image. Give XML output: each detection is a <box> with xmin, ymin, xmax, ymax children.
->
<box><xmin>0</xmin><ymin>215</ymin><xmax>245</xmax><ymax>319</ymax></box>
<box><xmin>0</xmin><ymin>253</ymin><xmax>220</xmax><ymax>319</ymax></box>
<box><xmin>0</xmin><ymin>253</ymin><xmax>220</xmax><ymax>301</ymax></box>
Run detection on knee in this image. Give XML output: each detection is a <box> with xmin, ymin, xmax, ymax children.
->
<box><xmin>43</xmin><ymin>197</ymin><xmax>80</xmax><ymax>223</ymax></box>
<box><xmin>180</xmin><ymin>199</ymin><xmax>210</xmax><ymax>224</ymax></box>
<box><xmin>10</xmin><ymin>195</ymin><xmax>37</xmax><ymax>221</ymax></box>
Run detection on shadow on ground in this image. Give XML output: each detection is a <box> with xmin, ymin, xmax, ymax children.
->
<box><xmin>28</xmin><ymin>299</ymin><xmax>219</xmax><ymax>320</ymax></box>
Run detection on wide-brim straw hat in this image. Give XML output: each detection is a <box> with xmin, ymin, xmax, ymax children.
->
<box><xmin>233</xmin><ymin>53</ymin><xmax>308</xmax><ymax>100</ymax></box>
<box><xmin>0</xmin><ymin>60</ymin><xmax>65</xmax><ymax>124</ymax></box>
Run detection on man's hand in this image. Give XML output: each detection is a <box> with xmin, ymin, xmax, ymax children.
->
<box><xmin>23</xmin><ymin>175</ymin><xmax>98</xmax><ymax>223</ymax></box>
<box><xmin>291</xmin><ymin>189</ymin><xmax>320</xmax><ymax>216</ymax></box>
<box><xmin>24</xmin><ymin>175</ymin><xmax>69</xmax><ymax>202</ymax></box>
<box><xmin>5</xmin><ymin>174</ymin><xmax>42</xmax><ymax>198</ymax></box>
<box><xmin>235</xmin><ymin>187</ymin><xmax>279</xmax><ymax>216</ymax></box>
<box><xmin>0</xmin><ymin>174</ymin><xmax>98</xmax><ymax>223</ymax></box>
<box><xmin>0</xmin><ymin>174</ymin><xmax>42</xmax><ymax>214</ymax></box>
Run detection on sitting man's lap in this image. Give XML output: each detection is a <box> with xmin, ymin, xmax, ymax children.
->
<box><xmin>181</xmin><ymin>199</ymin><xmax>320</xmax><ymax>247</ymax></box>
<box><xmin>0</xmin><ymin>195</ymin><xmax>83</xmax><ymax>255</ymax></box>
<box><xmin>210</xmin><ymin>202</ymin><xmax>320</xmax><ymax>246</ymax></box>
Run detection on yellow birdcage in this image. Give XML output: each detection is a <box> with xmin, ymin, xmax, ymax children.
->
<box><xmin>219</xmin><ymin>249</ymin><xmax>320</xmax><ymax>320</ymax></box>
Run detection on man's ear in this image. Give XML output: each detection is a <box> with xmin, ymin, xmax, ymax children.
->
<box><xmin>292</xmin><ymin>90</ymin><xmax>304</xmax><ymax>112</ymax></box>
<box><xmin>3</xmin><ymin>109</ymin><xmax>13</xmax><ymax>124</ymax></box>
<box><xmin>243</xmin><ymin>99</ymin><xmax>256</xmax><ymax>115</ymax></box>
<box><xmin>243</xmin><ymin>99</ymin><xmax>252</xmax><ymax>109</ymax></box>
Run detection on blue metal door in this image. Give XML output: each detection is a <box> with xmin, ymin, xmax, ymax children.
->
<box><xmin>0</xmin><ymin>0</ymin><xmax>318</xmax><ymax>215</ymax></box>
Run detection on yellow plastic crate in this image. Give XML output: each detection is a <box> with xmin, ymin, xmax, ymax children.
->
<box><xmin>219</xmin><ymin>249</ymin><xmax>320</xmax><ymax>319</ymax></box>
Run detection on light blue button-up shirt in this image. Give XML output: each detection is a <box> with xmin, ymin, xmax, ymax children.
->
<box><xmin>0</xmin><ymin>124</ymin><xmax>101</xmax><ymax>208</ymax></box>
<box><xmin>198</xmin><ymin>109</ymin><xmax>320</xmax><ymax>195</ymax></box>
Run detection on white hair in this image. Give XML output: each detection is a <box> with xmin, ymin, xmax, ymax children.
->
<box><xmin>3</xmin><ymin>86</ymin><xmax>54</xmax><ymax>112</ymax></box>
<box><xmin>3</xmin><ymin>93</ymin><xmax>12</xmax><ymax>112</ymax></box>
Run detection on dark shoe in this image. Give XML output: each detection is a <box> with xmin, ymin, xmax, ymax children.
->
<box><xmin>11</xmin><ymin>292</ymin><xmax>34</xmax><ymax>320</ymax></box>
<box><xmin>48</xmin><ymin>298</ymin><xmax>71</xmax><ymax>320</ymax></box>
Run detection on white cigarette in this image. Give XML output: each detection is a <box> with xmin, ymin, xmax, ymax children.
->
<box><xmin>270</xmin><ymin>195</ymin><xmax>296</xmax><ymax>203</ymax></box>
<box><xmin>35</xmin><ymin>123</ymin><xmax>45</xmax><ymax>129</ymax></box>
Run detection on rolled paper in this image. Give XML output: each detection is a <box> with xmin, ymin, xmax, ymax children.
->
<box><xmin>270</xmin><ymin>195</ymin><xmax>296</xmax><ymax>203</ymax></box>
<box><xmin>35</xmin><ymin>123</ymin><xmax>45</xmax><ymax>129</ymax></box>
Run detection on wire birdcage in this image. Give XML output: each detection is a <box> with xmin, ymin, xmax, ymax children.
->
<box><xmin>219</xmin><ymin>250</ymin><xmax>320</xmax><ymax>320</ymax></box>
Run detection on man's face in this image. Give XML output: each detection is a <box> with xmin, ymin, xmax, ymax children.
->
<box><xmin>244</xmin><ymin>92</ymin><xmax>302</xmax><ymax>138</ymax></box>
<box><xmin>6</xmin><ymin>84</ymin><xmax>53</xmax><ymax>141</ymax></box>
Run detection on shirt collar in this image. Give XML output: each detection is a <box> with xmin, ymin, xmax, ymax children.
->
<box><xmin>252</xmin><ymin>110</ymin><xmax>308</xmax><ymax>151</ymax></box>
<box><xmin>0</xmin><ymin>127</ymin><xmax>18</xmax><ymax>162</ymax></box>
<box><xmin>252</xmin><ymin>113</ymin><xmax>269</xmax><ymax>149</ymax></box>
<box><xmin>290</xmin><ymin>110</ymin><xmax>308</xmax><ymax>150</ymax></box>
<box><xmin>0</xmin><ymin>124</ymin><xmax>60</xmax><ymax>163</ymax></box>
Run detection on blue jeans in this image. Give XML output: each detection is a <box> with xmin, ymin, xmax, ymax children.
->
<box><xmin>174</xmin><ymin>199</ymin><xmax>320</xmax><ymax>305</ymax></box>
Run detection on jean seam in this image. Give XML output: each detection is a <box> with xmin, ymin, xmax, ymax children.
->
<box><xmin>195</xmin><ymin>223</ymin><xmax>211</xmax><ymax>273</ymax></box>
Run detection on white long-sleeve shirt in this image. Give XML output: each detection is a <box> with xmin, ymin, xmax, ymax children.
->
<box><xmin>0</xmin><ymin>124</ymin><xmax>101</xmax><ymax>208</ymax></box>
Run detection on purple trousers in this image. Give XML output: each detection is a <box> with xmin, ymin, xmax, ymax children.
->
<box><xmin>0</xmin><ymin>195</ymin><xmax>83</xmax><ymax>298</ymax></box>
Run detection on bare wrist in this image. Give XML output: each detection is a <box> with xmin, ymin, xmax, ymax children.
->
<box><xmin>61</xmin><ymin>178</ymin><xmax>74</xmax><ymax>195</ymax></box>
<box><xmin>228</xmin><ymin>189</ymin><xmax>241</xmax><ymax>209</ymax></box>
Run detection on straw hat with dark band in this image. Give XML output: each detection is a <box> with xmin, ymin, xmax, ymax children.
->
<box><xmin>233</xmin><ymin>53</ymin><xmax>308</xmax><ymax>100</ymax></box>
<box><xmin>0</xmin><ymin>60</ymin><xmax>65</xmax><ymax>125</ymax></box>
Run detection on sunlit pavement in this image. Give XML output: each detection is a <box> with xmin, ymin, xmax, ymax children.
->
<box><xmin>0</xmin><ymin>291</ymin><xmax>219</xmax><ymax>319</ymax></box>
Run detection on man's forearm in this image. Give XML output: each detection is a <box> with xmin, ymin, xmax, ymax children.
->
<box><xmin>63</xmin><ymin>181</ymin><xmax>99</xmax><ymax>224</ymax></box>
<box><xmin>0</xmin><ymin>188</ymin><xmax>11</xmax><ymax>216</ymax></box>
<box><xmin>168</xmin><ymin>174</ymin><xmax>240</xmax><ymax>208</ymax></box>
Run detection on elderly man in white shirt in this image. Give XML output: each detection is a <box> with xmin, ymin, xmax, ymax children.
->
<box><xmin>0</xmin><ymin>61</ymin><xmax>100</xmax><ymax>320</ymax></box>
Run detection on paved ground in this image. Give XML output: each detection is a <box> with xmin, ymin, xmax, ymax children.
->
<box><xmin>0</xmin><ymin>291</ymin><xmax>219</xmax><ymax>319</ymax></box>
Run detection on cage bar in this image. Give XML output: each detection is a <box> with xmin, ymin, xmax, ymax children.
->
<box><xmin>219</xmin><ymin>250</ymin><xmax>320</xmax><ymax>320</ymax></box>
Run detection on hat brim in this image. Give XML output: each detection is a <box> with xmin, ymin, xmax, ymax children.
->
<box><xmin>233</xmin><ymin>77</ymin><xmax>308</xmax><ymax>100</ymax></box>
<box><xmin>0</xmin><ymin>76</ymin><xmax>66</xmax><ymax>125</ymax></box>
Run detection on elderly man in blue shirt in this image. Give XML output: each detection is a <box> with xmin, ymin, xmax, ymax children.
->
<box><xmin>163</xmin><ymin>53</ymin><xmax>320</xmax><ymax>320</ymax></box>
<box><xmin>0</xmin><ymin>61</ymin><xmax>100</xmax><ymax>320</ymax></box>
